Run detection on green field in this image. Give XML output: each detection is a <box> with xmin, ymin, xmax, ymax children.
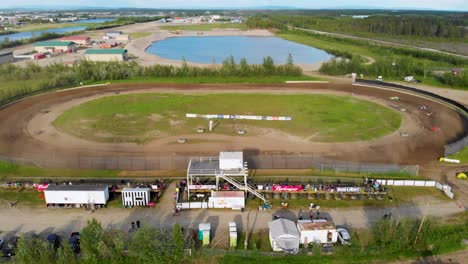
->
<box><xmin>447</xmin><ymin>146</ymin><xmax>468</xmax><ymax>163</ymax></box>
<box><xmin>53</xmin><ymin>93</ymin><xmax>401</xmax><ymax>144</ymax></box>
<box><xmin>160</xmin><ymin>23</ymin><xmax>248</xmax><ymax>31</ymax></box>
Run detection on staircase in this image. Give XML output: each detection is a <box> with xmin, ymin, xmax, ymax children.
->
<box><xmin>217</xmin><ymin>173</ymin><xmax>267</xmax><ymax>203</ymax></box>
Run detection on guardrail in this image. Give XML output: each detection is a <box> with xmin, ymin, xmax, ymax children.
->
<box><xmin>354</xmin><ymin>79</ymin><xmax>468</xmax><ymax>156</ymax></box>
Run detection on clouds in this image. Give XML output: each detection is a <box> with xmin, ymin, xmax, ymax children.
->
<box><xmin>1</xmin><ymin>0</ymin><xmax>467</xmax><ymax>11</ymax></box>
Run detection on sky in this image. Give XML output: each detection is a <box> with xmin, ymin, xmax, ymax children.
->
<box><xmin>1</xmin><ymin>0</ymin><xmax>467</xmax><ymax>11</ymax></box>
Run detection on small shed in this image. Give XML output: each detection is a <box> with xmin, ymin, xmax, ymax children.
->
<box><xmin>115</xmin><ymin>34</ymin><xmax>130</xmax><ymax>43</ymax></box>
<box><xmin>268</xmin><ymin>218</ymin><xmax>300</xmax><ymax>252</ymax></box>
<box><xmin>106</xmin><ymin>31</ymin><xmax>123</xmax><ymax>38</ymax></box>
<box><xmin>219</xmin><ymin>151</ymin><xmax>243</xmax><ymax>170</ymax></box>
<box><xmin>84</xmin><ymin>48</ymin><xmax>128</xmax><ymax>62</ymax></box>
<box><xmin>44</xmin><ymin>184</ymin><xmax>109</xmax><ymax>206</ymax></box>
<box><xmin>122</xmin><ymin>188</ymin><xmax>151</xmax><ymax>207</ymax></box>
<box><xmin>297</xmin><ymin>220</ymin><xmax>338</xmax><ymax>244</ymax></box>
<box><xmin>34</xmin><ymin>41</ymin><xmax>76</xmax><ymax>53</ymax></box>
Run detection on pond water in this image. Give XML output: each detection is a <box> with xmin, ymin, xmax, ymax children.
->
<box><xmin>0</xmin><ymin>26</ymin><xmax>87</xmax><ymax>42</ymax></box>
<box><xmin>146</xmin><ymin>36</ymin><xmax>332</xmax><ymax>64</ymax></box>
<box><xmin>73</xmin><ymin>18</ymin><xmax>117</xmax><ymax>24</ymax></box>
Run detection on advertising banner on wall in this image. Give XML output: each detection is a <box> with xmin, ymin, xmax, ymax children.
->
<box><xmin>336</xmin><ymin>187</ymin><xmax>361</xmax><ymax>193</ymax></box>
<box><xmin>188</xmin><ymin>185</ymin><xmax>216</xmax><ymax>190</ymax></box>
<box><xmin>186</xmin><ymin>113</ymin><xmax>292</xmax><ymax>121</ymax></box>
<box><xmin>272</xmin><ymin>185</ymin><xmax>303</xmax><ymax>192</ymax></box>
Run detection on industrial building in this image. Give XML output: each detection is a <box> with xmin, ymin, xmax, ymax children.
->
<box><xmin>33</xmin><ymin>41</ymin><xmax>77</xmax><ymax>53</ymax></box>
<box><xmin>44</xmin><ymin>184</ymin><xmax>109</xmax><ymax>207</ymax></box>
<box><xmin>84</xmin><ymin>49</ymin><xmax>128</xmax><ymax>62</ymax></box>
<box><xmin>58</xmin><ymin>36</ymin><xmax>91</xmax><ymax>46</ymax></box>
<box><xmin>268</xmin><ymin>218</ymin><xmax>300</xmax><ymax>253</ymax></box>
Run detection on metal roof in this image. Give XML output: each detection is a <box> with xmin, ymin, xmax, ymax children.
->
<box><xmin>187</xmin><ymin>157</ymin><xmax>246</xmax><ymax>176</ymax></box>
<box><xmin>219</xmin><ymin>151</ymin><xmax>243</xmax><ymax>160</ymax></box>
<box><xmin>45</xmin><ymin>184</ymin><xmax>108</xmax><ymax>191</ymax></box>
<box><xmin>84</xmin><ymin>49</ymin><xmax>127</xmax><ymax>55</ymax></box>
<box><xmin>34</xmin><ymin>41</ymin><xmax>75</xmax><ymax>46</ymax></box>
<box><xmin>268</xmin><ymin>218</ymin><xmax>300</xmax><ymax>239</ymax></box>
<box><xmin>59</xmin><ymin>36</ymin><xmax>90</xmax><ymax>40</ymax></box>
<box><xmin>297</xmin><ymin>221</ymin><xmax>336</xmax><ymax>231</ymax></box>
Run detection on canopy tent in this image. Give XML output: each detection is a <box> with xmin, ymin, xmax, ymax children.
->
<box><xmin>268</xmin><ymin>218</ymin><xmax>300</xmax><ymax>253</ymax></box>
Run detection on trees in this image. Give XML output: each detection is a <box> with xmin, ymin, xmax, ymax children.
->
<box><xmin>56</xmin><ymin>243</ymin><xmax>78</xmax><ymax>264</ymax></box>
<box><xmin>80</xmin><ymin>219</ymin><xmax>105</xmax><ymax>263</ymax></box>
<box><xmin>15</xmin><ymin>234</ymin><xmax>54</xmax><ymax>264</ymax></box>
<box><xmin>128</xmin><ymin>224</ymin><xmax>186</xmax><ymax>264</ymax></box>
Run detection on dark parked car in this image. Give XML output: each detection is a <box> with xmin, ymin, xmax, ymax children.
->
<box><xmin>68</xmin><ymin>232</ymin><xmax>80</xmax><ymax>253</ymax></box>
<box><xmin>6</xmin><ymin>236</ymin><xmax>19</xmax><ymax>249</ymax></box>
<box><xmin>47</xmin><ymin>234</ymin><xmax>61</xmax><ymax>250</ymax></box>
<box><xmin>2</xmin><ymin>248</ymin><xmax>14</xmax><ymax>258</ymax></box>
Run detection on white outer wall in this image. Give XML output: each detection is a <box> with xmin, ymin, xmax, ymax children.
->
<box><xmin>299</xmin><ymin>229</ymin><xmax>338</xmax><ymax>244</ymax></box>
<box><xmin>207</xmin><ymin>196</ymin><xmax>245</xmax><ymax>209</ymax></box>
<box><xmin>45</xmin><ymin>189</ymin><xmax>109</xmax><ymax>205</ymax></box>
<box><xmin>269</xmin><ymin>232</ymin><xmax>282</xmax><ymax>251</ymax></box>
<box><xmin>122</xmin><ymin>190</ymin><xmax>150</xmax><ymax>206</ymax></box>
<box><xmin>34</xmin><ymin>44</ymin><xmax>76</xmax><ymax>53</ymax></box>
<box><xmin>84</xmin><ymin>54</ymin><xmax>125</xmax><ymax>62</ymax></box>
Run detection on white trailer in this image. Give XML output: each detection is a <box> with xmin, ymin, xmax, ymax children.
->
<box><xmin>122</xmin><ymin>188</ymin><xmax>151</xmax><ymax>207</ymax></box>
<box><xmin>208</xmin><ymin>191</ymin><xmax>245</xmax><ymax>210</ymax></box>
<box><xmin>44</xmin><ymin>184</ymin><xmax>109</xmax><ymax>206</ymax></box>
<box><xmin>297</xmin><ymin>220</ymin><xmax>338</xmax><ymax>244</ymax></box>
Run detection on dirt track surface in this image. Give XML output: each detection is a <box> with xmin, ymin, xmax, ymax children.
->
<box><xmin>0</xmin><ymin>82</ymin><xmax>465</xmax><ymax>169</ymax></box>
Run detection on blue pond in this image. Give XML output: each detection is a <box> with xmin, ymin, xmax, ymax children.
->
<box><xmin>146</xmin><ymin>36</ymin><xmax>332</xmax><ymax>64</ymax></box>
<box><xmin>73</xmin><ymin>18</ymin><xmax>116</xmax><ymax>24</ymax></box>
<box><xmin>0</xmin><ymin>26</ymin><xmax>87</xmax><ymax>42</ymax></box>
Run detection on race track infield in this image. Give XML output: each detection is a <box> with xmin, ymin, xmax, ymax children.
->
<box><xmin>0</xmin><ymin>82</ymin><xmax>465</xmax><ymax>169</ymax></box>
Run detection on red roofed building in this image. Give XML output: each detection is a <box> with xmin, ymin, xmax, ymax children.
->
<box><xmin>58</xmin><ymin>36</ymin><xmax>90</xmax><ymax>46</ymax></box>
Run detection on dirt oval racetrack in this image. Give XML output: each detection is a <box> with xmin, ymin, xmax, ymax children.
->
<box><xmin>0</xmin><ymin>82</ymin><xmax>466</xmax><ymax>170</ymax></box>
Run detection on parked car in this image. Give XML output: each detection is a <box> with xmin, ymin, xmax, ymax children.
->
<box><xmin>69</xmin><ymin>232</ymin><xmax>80</xmax><ymax>253</ymax></box>
<box><xmin>47</xmin><ymin>234</ymin><xmax>61</xmax><ymax>250</ymax></box>
<box><xmin>6</xmin><ymin>236</ymin><xmax>19</xmax><ymax>249</ymax></box>
<box><xmin>0</xmin><ymin>237</ymin><xmax>3</xmax><ymax>249</ymax></box>
<box><xmin>2</xmin><ymin>248</ymin><xmax>14</xmax><ymax>258</ymax></box>
<box><xmin>337</xmin><ymin>228</ymin><xmax>351</xmax><ymax>245</ymax></box>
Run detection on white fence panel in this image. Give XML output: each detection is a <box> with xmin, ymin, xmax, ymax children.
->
<box><xmin>386</xmin><ymin>180</ymin><xmax>394</xmax><ymax>186</ymax></box>
<box><xmin>393</xmin><ymin>180</ymin><xmax>405</xmax><ymax>186</ymax></box>
<box><xmin>435</xmin><ymin>182</ymin><xmax>443</xmax><ymax>190</ymax></box>
<box><xmin>404</xmin><ymin>180</ymin><xmax>415</xmax><ymax>186</ymax></box>
<box><xmin>414</xmin><ymin>181</ymin><xmax>426</xmax><ymax>186</ymax></box>
<box><xmin>444</xmin><ymin>190</ymin><xmax>455</xmax><ymax>199</ymax></box>
<box><xmin>425</xmin><ymin>181</ymin><xmax>436</xmax><ymax>187</ymax></box>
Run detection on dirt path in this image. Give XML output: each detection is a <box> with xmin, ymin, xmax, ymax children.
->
<box><xmin>294</xmin><ymin>27</ymin><xmax>468</xmax><ymax>59</ymax></box>
<box><xmin>0</xmin><ymin>196</ymin><xmax>463</xmax><ymax>239</ymax></box>
<box><xmin>0</xmin><ymin>82</ymin><xmax>464</xmax><ymax>170</ymax></box>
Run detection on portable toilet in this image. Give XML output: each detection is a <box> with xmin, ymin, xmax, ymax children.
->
<box><xmin>199</xmin><ymin>223</ymin><xmax>211</xmax><ymax>245</ymax></box>
<box><xmin>229</xmin><ymin>222</ymin><xmax>237</xmax><ymax>247</ymax></box>
<box><xmin>230</xmin><ymin>231</ymin><xmax>237</xmax><ymax>247</ymax></box>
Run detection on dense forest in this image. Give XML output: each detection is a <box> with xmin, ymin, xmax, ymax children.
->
<box><xmin>0</xmin><ymin>56</ymin><xmax>302</xmax><ymax>105</ymax></box>
<box><xmin>246</xmin><ymin>14</ymin><xmax>468</xmax><ymax>39</ymax></box>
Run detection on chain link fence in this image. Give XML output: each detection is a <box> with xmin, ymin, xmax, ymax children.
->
<box><xmin>0</xmin><ymin>153</ymin><xmax>419</xmax><ymax>175</ymax></box>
